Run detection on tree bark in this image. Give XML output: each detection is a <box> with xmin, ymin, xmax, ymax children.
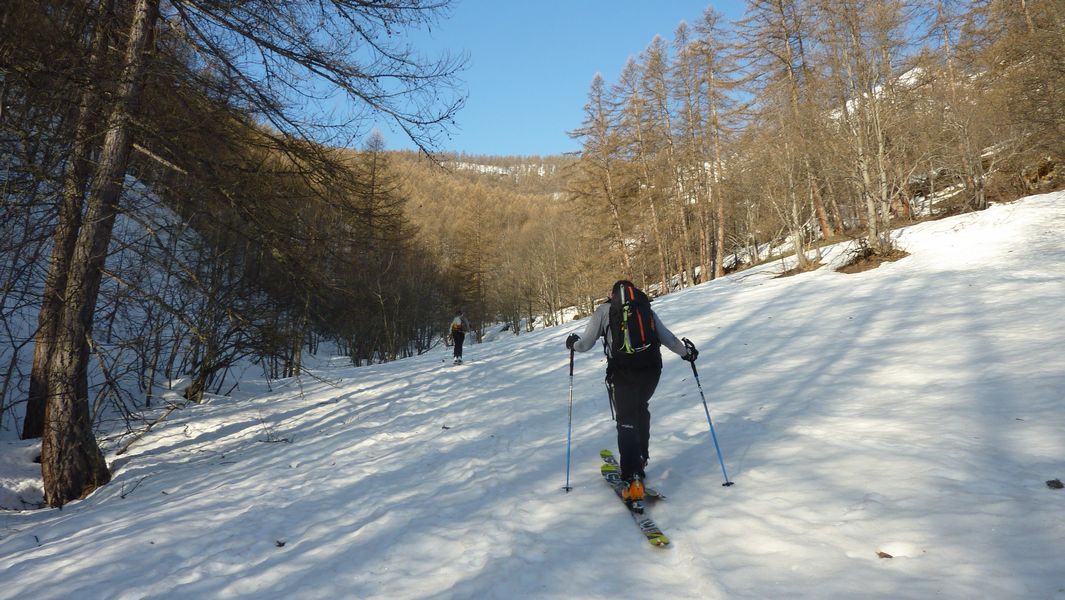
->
<box><xmin>25</xmin><ymin>0</ymin><xmax>116</xmax><ymax>440</ymax></box>
<box><xmin>42</xmin><ymin>0</ymin><xmax>159</xmax><ymax>507</ymax></box>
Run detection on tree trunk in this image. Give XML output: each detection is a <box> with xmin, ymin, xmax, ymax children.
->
<box><xmin>633</xmin><ymin>136</ymin><xmax>669</xmax><ymax>293</ymax></box>
<box><xmin>709</xmin><ymin>97</ymin><xmax>727</xmax><ymax>279</ymax></box>
<box><xmin>25</xmin><ymin>0</ymin><xmax>116</xmax><ymax>440</ymax></box>
<box><xmin>604</xmin><ymin>169</ymin><xmax>634</xmax><ymax>279</ymax></box>
<box><xmin>715</xmin><ymin>187</ymin><xmax>726</xmax><ymax>278</ymax></box>
<box><xmin>646</xmin><ymin>195</ymin><xmax>669</xmax><ymax>293</ymax></box>
<box><xmin>806</xmin><ymin>158</ymin><xmax>833</xmax><ymax>239</ymax></box>
<box><xmin>41</xmin><ymin>0</ymin><xmax>159</xmax><ymax>507</ymax></box>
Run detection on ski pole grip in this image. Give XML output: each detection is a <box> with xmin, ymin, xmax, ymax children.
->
<box><xmin>569</xmin><ymin>348</ymin><xmax>575</xmax><ymax>377</ymax></box>
<box><xmin>682</xmin><ymin>337</ymin><xmax>699</xmax><ymax>377</ymax></box>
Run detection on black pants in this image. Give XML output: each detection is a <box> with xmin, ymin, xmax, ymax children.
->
<box><xmin>609</xmin><ymin>367</ymin><xmax>661</xmax><ymax>481</ymax></box>
<box><xmin>452</xmin><ymin>331</ymin><xmax>465</xmax><ymax>359</ymax></box>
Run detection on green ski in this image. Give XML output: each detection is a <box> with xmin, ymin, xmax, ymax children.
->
<box><xmin>599</xmin><ymin>450</ymin><xmax>670</xmax><ymax>547</ymax></box>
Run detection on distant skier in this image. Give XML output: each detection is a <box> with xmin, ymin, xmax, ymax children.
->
<box><xmin>450</xmin><ymin>310</ymin><xmax>472</xmax><ymax>364</ymax></box>
<box><xmin>566</xmin><ymin>280</ymin><xmax>697</xmax><ymax>509</ymax></box>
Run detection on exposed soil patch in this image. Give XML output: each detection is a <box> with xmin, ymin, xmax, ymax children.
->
<box><xmin>838</xmin><ymin>246</ymin><xmax>910</xmax><ymax>274</ymax></box>
<box><xmin>775</xmin><ymin>262</ymin><xmax>823</xmax><ymax>278</ymax></box>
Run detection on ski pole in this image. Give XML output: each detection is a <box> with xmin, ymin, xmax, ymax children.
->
<box><xmin>683</xmin><ymin>338</ymin><xmax>734</xmax><ymax>487</ymax></box>
<box><xmin>564</xmin><ymin>347</ymin><xmax>575</xmax><ymax>492</ymax></box>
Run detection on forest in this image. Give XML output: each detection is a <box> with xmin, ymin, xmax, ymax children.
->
<box><xmin>1</xmin><ymin>0</ymin><xmax>1064</xmax><ymax>506</ymax></box>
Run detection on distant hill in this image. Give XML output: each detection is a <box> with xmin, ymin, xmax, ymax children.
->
<box><xmin>392</xmin><ymin>151</ymin><xmax>575</xmax><ymax>197</ymax></box>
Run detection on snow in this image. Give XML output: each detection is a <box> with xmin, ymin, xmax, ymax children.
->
<box><xmin>3</xmin><ymin>192</ymin><xmax>1065</xmax><ymax>599</ymax></box>
<box><xmin>446</xmin><ymin>161</ymin><xmax>557</xmax><ymax>178</ymax></box>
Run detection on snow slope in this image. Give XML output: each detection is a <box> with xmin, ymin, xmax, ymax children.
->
<box><xmin>2</xmin><ymin>192</ymin><xmax>1064</xmax><ymax>599</ymax></box>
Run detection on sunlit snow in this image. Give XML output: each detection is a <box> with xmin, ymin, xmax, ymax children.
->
<box><xmin>2</xmin><ymin>192</ymin><xmax>1064</xmax><ymax>599</ymax></box>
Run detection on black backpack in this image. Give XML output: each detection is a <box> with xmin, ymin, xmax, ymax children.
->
<box><xmin>607</xmin><ymin>282</ymin><xmax>661</xmax><ymax>369</ymax></box>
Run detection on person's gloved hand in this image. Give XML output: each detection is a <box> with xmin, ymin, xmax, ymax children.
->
<box><xmin>566</xmin><ymin>333</ymin><xmax>580</xmax><ymax>350</ymax></box>
<box><xmin>682</xmin><ymin>338</ymin><xmax>698</xmax><ymax>362</ymax></box>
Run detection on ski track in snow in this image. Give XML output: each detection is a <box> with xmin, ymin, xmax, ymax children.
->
<box><xmin>2</xmin><ymin>193</ymin><xmax>1065</xmax><ymax>599</ymax></box>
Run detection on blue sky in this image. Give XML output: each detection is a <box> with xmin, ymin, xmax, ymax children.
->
<box><xmin>376</xmin><ymin>0</ymin><xmax>746</xmax><ymax>157</ymax></box>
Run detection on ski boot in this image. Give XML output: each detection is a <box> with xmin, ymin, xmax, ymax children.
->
<box><xmin>622</xmin><ymin>475</ymin><xmax>646</xmax><ymax>513</ymax></box>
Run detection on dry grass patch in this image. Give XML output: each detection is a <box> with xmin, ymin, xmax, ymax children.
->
<box><xmin>775</xmin><ymin>262</ymin><xmax>823</xmax><ymax>278</ymax></box>
<box><xmin>838</xmin><ymin>243</ymin><xmax>910</xmax><ymax>274</ymax></box>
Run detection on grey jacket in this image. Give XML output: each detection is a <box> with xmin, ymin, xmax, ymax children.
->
<box><xmin>572</xmin><ymin>302</ymin><xmax>688</xmax><ymax>359</ymax></box>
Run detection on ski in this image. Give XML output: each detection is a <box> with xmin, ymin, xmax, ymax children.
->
<box><xmin>599</xmin><ymin>449</ymin><xmax>665</xmax><ymax>500</ymax></box>
<box><xmin>599</xmin><ymin>450</ymin><xmax>670</xmax><ymax>547</ymax></box>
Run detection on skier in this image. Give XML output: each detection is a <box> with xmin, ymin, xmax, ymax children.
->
<box><xmin>450</xmin><ymin>310</ymin><xmax>472</xmax><ymax>364</ymax></box>
<box><xmin>566</xmin><ymin>280</ymin><xmax>697</xmax><ymax>508</ymax></box>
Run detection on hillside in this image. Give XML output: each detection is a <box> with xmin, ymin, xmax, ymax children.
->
<box><xmin>393</xmin><ymin>151</ymin><xmax>573</xmax><ymax>198</ymax></box>
<box><xmin>1</xmin><ymin>192</ymin><xmax>1064</xmax><ymax>599</ymax></box>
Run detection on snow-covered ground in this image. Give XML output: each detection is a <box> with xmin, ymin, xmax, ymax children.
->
<box><xmin>2</xmin><ymin>192</ymin><xmax>1064</xmax><ymax>599</ymax></box>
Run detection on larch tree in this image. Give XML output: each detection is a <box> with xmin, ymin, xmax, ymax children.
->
<box><xmin>813</xmin><ymin>0</ymin><xmax>910</xmax><ymax>254</ymax></box>
<box><xmin>39</xmin><ymin>0</ymin><xmax>160</xmax><ymax>506</ymax></box>
<box><xmin>686</xmin><ymin>7</ymin><xmax>742</xmax><ymax>279</ymax></box>
<box><xmin>569</xmin><ymin>73</ymin><xmax>635</xmax><ymax>279</ymax></box>
<box><xmin>615</xmin><ymin>57</ymin><xmax>671</xmax><ymax>294</ymax></box>
<box><xmin>641</xmin><ymin>35</ymin><xmax>695</xmax><ymax>290</ymax></box>
<box><xmin>23</xmin><ymin>0</ymin><xmax>118</xmax><ymax>441</ymax></box>
<box><xmin>737</xmin><ymin>0</ymin><xmax>823</xmax><ymax>268</ymax></box>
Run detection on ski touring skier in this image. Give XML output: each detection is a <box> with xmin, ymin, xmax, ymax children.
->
<box><xmin>450</xmin><ymin>310</ymin><xmax>472</xmax><ymax>364</ymax></box>
<box><xmin>566</xmin><ymin>280</ymin><xmax>697</xmax><ymax>511</ymax></box>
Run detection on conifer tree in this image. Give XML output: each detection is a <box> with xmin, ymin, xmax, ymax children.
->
<box><xmin>569</xmin><ymin>74</ymin><xmax>635</xmax><ymax>279</ymax></box>
<box><xmin>615</xmin><ymin>57</ymin><xmax>671</xmax><ymax>293</ymax></box>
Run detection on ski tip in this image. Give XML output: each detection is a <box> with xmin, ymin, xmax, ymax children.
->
<box><xmin>599</xmin><ymin>448</ymin><xmax>613</xmax><ymax>458</ymax></box>
<box><xmin>649</xmin><ymin>535</ymin><xmax>671</xmax><ymax>547</ymax></box>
